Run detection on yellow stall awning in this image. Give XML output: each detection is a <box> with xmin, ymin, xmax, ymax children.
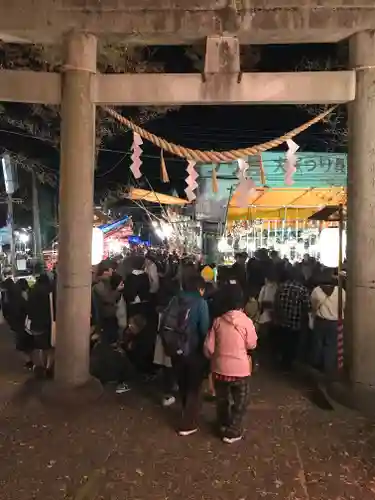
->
<box><xmin>228</xmin><ymin>187</ymin><xmax>346</xmax><ymax>221</ymax></box>
<box><xmin>127</xmin><ymin>188</ymin><xmax>189</xmax><ymax>206</ymax></box>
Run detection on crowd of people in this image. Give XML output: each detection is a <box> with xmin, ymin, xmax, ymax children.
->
<box><xmin>0</xmin><ymin>248</ymin><xmax>345</xmax><ymax>444</ymax></box>
<box><xmin>1</xmin><ymin>274</ymin><xmax>55</xmax><ymax>377</ymax></box>
<box><xmin>231</xmin><ymin>249</ymin><xmax>345</xmax><ymax>375</ymax></box>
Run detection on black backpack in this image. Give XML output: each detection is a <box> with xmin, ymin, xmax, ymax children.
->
<box><xmin>160</xmin><ymin>295</ymin><xmax>197</xmax><ymax>358</ymax></box>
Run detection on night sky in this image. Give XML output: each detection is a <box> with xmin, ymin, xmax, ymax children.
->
<box><xmin>95</xmin><ymin>43</ymin><xmax>346</xmax><ymax>195</ymax></box>
<box><xmin>0</xmin><ymin>42</ymin><xmax>347</xmax><ymax>227</ymax></box>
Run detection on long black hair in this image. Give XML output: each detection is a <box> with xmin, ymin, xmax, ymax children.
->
<box><xmin>27</xmin><ymin>274</ymin><xmax>52</xmax><ymax>331</ymax></box>
<box><xmin>214</xmin><ymin>283</ymin><xmax>244</xmax><ymax>317</ymax></box>
<box><xmin>16</xmin><ymin>278</ymin><xmax>30</xmax><ymax>293</ymax></box>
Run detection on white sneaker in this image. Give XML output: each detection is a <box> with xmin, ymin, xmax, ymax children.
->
<box><xmin>219</xmin><ymin>426</ymin><xmax>228</xmax><ymax>436</ymax></box>
<box><xmin>162</xmin><ymin>395</ymin><xmax>176</xmax><ymax>407</ymax></box>
<box><xmin>178</xmin><ymin>428</ymin><xmax>198</xmax><ymax>437</ymax></box>
<box><xmin>115</xmin><ymin>383</ymin><xmax>131</xmax><ymax>394</ymax></box>
<box><xmin>222</xmin><ymin>435</ymin><xmax>243</xmax><ymax>444</ymax></box>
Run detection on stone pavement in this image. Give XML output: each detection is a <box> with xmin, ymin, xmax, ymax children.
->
<box><xmin>0</xmin><ymin>325</ymin><xmax>30</xmax><ymax>411</ymax></box>
<box><xmin>0</xmin><ymin>355</ymin><xmax>375</xmax><ymax>500</ymax></box>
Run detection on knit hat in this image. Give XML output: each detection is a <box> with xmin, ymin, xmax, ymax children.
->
<box><xmin>201</xmin><ymin>265</ymin><xmax>215</xmax><ymax>283</ymax></box>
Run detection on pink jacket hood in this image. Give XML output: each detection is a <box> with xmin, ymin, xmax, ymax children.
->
<box><xmin>220</xmin><ymin>310</ymin><xmax>253</xmax><ymax>331</ymax></box>
<box><xmin>204</xmin><ymin>309</ymin><xmax>257</xmax><ymax>378</ymax></box>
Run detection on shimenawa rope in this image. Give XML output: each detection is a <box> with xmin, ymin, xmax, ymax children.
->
<box><xmin>104</xmin><ymin>105</ymin><xmax>337</xmax><ymax>163</ymax></box>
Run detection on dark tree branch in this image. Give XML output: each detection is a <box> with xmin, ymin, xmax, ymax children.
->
<box><xmin>295</xmin><ymin>48</ymin><xmax>348</xmax><ymax>150</ymax></box>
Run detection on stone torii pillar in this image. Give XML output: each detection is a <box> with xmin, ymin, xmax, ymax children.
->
<box><xmin>53</xmin><ymin>32</ymin><xmax>97</xmax><ymax>388</ymax></box>
<box><xmin>347</xmin><ymin>30</ymin><xmax>375</xmax><ymax>393</ymax></box>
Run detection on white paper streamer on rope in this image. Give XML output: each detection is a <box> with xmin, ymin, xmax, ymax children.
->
<box><xmin>184</xmin><ymin>160</ymin><xmax>198</xmax><ymax>201</ymax></box>
<box><xmin>284</xmin><ymin>139</ymin><xmax>299</xmax><ymax>186</ymax></box>
<box><xmin>234</xmin><ymin>158</ymin><xmax>256</xmax><ymax>208</ymax></box>
<box><xmin>130</xmin><ymin>132</ymin><xmax>143</xmax><ymax>179</ymax></box>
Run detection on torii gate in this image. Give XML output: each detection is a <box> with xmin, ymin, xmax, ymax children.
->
<box><xmin>0</xmin><ymin>0</ymin><xmax>373</xmax><ymax>398</ymax></box>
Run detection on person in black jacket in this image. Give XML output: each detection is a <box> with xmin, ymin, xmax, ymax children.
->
<box><xmin>92</xmin><ymin>261</ymin><xmax>123</xmax><ymax>344</ymax></box>
<box><xmin>12</xmin><ymin>279</ymin><xmax>34</xmax><ymax>369</ymax></box>
<box><xmin>122</xmin><ymin>256</ymin><xmax>150</xmax><ymax>317</ymax></box>
<box><xmin>122</xmin><ymin>256</ymin><xmax>156</xmax><ymax>375</ymax></box>
<box><xmin>231</xmin><ymin>252</ymin><xmax>247</xmax><ymax>294</ymax></box>
<box><xmin>1</xmin><ymin>277</ymin><xmax>15</xmax><ymax>326</ymax></box>
<box><xmin>27</xmin><ymin>274</ymin><xmax>54</xmax><ymax>378</ymax></box>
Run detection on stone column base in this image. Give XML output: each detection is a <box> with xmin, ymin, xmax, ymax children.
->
<box><xmin>327</xmin><ymin>381</ymin><xmax>375</xmax><ymax>418</ymax></box>
<box><xmin>40</xmin><ymin>377</ymin><xmax>103</xmax><ymax>407</ymax></box>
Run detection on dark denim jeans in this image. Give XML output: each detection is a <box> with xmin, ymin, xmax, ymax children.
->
<box><xmin>276</xmin><ymin>326</ymin><xmax>300</xmax><ymax>370</ymax></box>
<box><xmin>172</xmin><ymin>354</ymin><xmax>207</xmax><ymax>431</ymax></box>
<box><xmin>312</xmin><ymin>317</ymin><xmax>338</xmax><ymax>375</ymax></box>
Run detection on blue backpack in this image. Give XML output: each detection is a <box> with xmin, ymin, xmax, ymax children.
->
<box><xmin>160</xmin><ymin>295</ymin><xmax>198</xmax><ymax>357</ymax></box>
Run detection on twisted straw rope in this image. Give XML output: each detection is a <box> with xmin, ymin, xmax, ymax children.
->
<box><xmin>104</xmin><ymin>105</ymin><xmax>337</xmax><ymax>163</ymax></box>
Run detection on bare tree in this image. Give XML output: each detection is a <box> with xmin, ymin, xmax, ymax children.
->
<box><xmin>0</xmin><ymin>42</ymin><xmax>176</xmax><ymax>152</ymax></box>
<box><xmin>296</xmin><ymin>50</ymin><xmax>348</xmax><ymax>151</ymax></box>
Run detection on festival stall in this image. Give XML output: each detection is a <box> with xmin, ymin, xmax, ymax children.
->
<box><xmin>101</xmin><ymin>105</ymin><xmax>345</xmax><ymax>262</ymax></box>
<box><xmin>93</xmin><ymin>208</ymin><xmax>111</xmax><ymax>227</ymax></box>
<box><xmin>99</xmin><ymin>216</ymin><xmax>133</xmax><ymax>257</ymax></box>
<box><xmin>228</xmin><ymin>186</ymin><xmax>346</xmax><ymax>221</ymax></box>
<box><xmin>125</xmin><ymin>188</ymin><xmax>188</xmax><ymax>206</ymax></box>
<box><xmin>44</xmin><ymin>215</ymin><xmax>134</xmax><ymax>269</ymax></box>
<box><xmin>221</xmin><ymin>186</ymin><xmax>347</xmax><ymax>261</ymax></box>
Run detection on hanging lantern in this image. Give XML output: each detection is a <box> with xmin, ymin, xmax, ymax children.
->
<box><xmin>319</xmin><ymin>228</ymin><xmax>347</xmax><ymax>268</ymax></box>
<box><xmin>92</xmin><ymin>228</ymin><xmax>104</xmax><ymax>266</ymax></box>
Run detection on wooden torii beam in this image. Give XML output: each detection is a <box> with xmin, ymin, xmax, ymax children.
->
<box><xmin>94</xmin><ymin>71</ymin><xmax>355</xmax><ymax>106</ymax></box>
<box><xmin>0</xmin><ymin>36</ymin><xmax>356</xmax><ymax>105</ymax></box>
<box><xmin>0</xmin><ymin>0</ymin><xmax>374</xmax><ymax>45</ymax></box>
<box><xmin>0</xmin><ymin>69</ymin><xmax>356</xmax><ymax>106</ymax></box>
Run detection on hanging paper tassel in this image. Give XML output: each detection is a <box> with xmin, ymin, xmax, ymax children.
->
<box><xmin>130</xmin><ymin>132</ymin><xmax>143</xmax><ymax>179</ymax></box>
<box><xmin>184</xmin><ymin>160</ymin><xmax>198</xmax><ymax>201</ymax></box>
<box><xmin>212</xmin><ymin>165</ymin><xmax>219</xmax><ymax>193</ymax></box>
<box><xmin>259</xmin><ymin>154</ymin><xmax>266</xmax><ymax>186</ymax></box>
<box><xmin>284</xmin><ymin>139</ymin><xmax>299</xmax><ymax>186</ymax></box>
<box><xmin>160</xmin><ymin>150</ymin><xmax>169</xmax><ymax>183</ymax></box>
<box><xmin>234</xmin><ymin>158</ymin><xmax>256</xmax><ymax>208</ymax></box>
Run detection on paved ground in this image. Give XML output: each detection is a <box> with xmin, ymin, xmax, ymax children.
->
<box><xmin>0</xmin><ymin>325</ymin><xmax>29</xmax><ymax>411</ymax></box>
<box><xmin>0</xmin><ymin>332</ymin><xmax>375</xmax><ymax>500</ymax></box>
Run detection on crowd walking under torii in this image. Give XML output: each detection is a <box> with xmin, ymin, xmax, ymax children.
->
<box><xmin>2</xmin><ymin>247</ymin><xmax>345</xmax><ymax>443</ymax></box>
<box><xmin>0</xmin><ymin>1</ymin><xmax>372</xmax><ymax>403</ymax></box>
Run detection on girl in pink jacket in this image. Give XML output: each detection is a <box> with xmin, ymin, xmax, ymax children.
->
<box><xmin>204</xmin><ymin>284</ymin><xmax>257</xmax><ymax>444</ymax></box>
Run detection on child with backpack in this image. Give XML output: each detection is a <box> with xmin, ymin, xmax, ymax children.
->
<box><xmin>204</xmin><ymin>284</ymin><xmax>257</xmax><ymax>444</ymax></box>
<box><xmin>159</xmin><ymin>275</ymin><xmax>210</xmax><ymax>436</ymax></box>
